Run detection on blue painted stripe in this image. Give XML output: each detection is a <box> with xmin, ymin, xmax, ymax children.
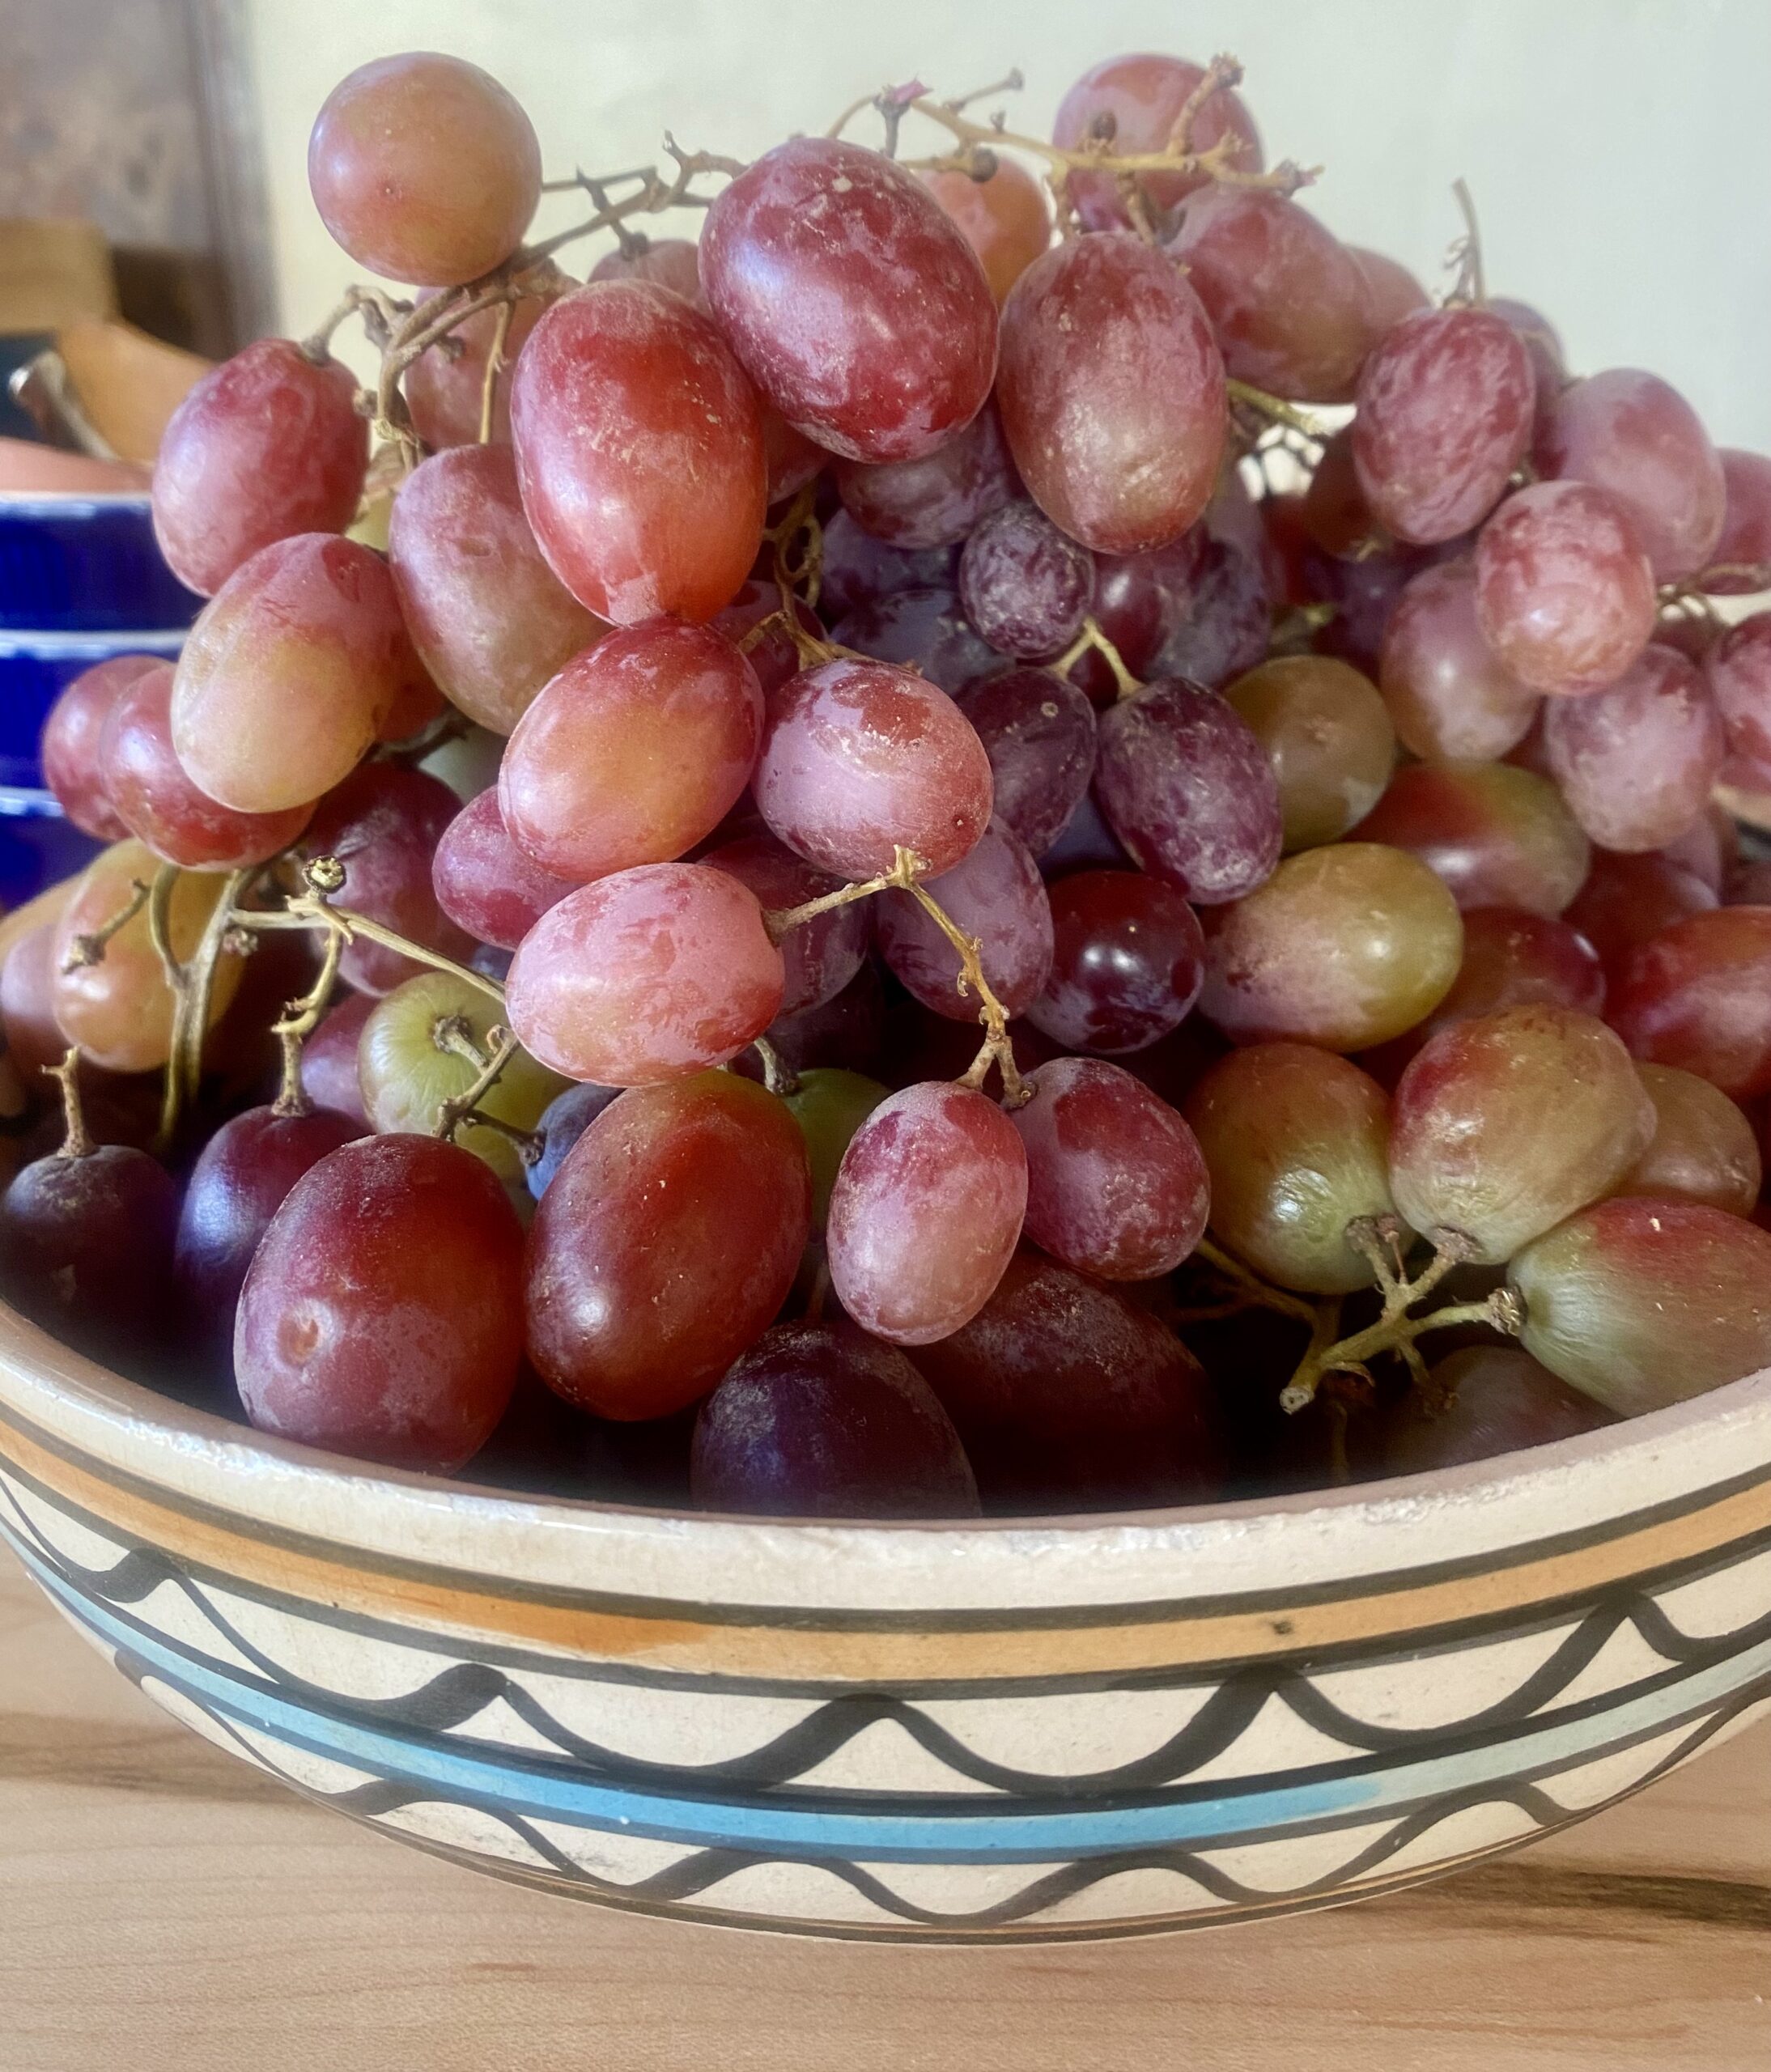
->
<box><xmin>19</xmin><ymin>1541</ymin><xmax>1769</xmax><ymax>1865</ymax></box>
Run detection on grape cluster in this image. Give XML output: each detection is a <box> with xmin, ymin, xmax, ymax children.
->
<box><xmin>7</xmin><ymin>46</ymin><xmax>1771</xmax><ymax>1519</ymax></box>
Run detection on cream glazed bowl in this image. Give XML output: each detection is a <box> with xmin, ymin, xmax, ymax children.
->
<box><xmin>3</xmin><ymin>1300</ymin><xmax>1770</xmax><ymax>1945</ymax></box>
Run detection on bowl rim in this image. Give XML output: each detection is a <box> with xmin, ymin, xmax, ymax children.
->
<box><xmin>0</xmin><ymin>493</ymin><xmax>154</xmax><ymax>516</ymax></box>
<box><xmin>4</xmin><ymin>1295</ymin><xmax>1769</xmax><ymax>1581</ymax></box>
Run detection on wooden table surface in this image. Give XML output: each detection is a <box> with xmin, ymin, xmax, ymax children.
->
<box><xmin>3</xmin><ymin>1548</ymin><xmax>1769</xmax><ymax>2072</ymax></box>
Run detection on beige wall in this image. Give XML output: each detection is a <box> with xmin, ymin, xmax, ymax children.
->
<box><xmin>244</xmin><ymin>0</ymin><xmax>1771</xmax><ymax>447</ymax></box>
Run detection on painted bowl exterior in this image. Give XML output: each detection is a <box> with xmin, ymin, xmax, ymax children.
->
<box><xmin>2</xmin><ymin>1307</ymin><xmax>1768</xmax><ymax>1944</ymax></box>
<box><xmin>0</xmin><ymin>495</ymin><xmax>202</xmax><ymax>633</ymax></box>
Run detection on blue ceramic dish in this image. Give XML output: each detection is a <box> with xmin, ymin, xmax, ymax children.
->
<box><xmin>0</xmin><ymin>788</ymin><xmax>100</xmax><ymax>906</ymax></box>
<box><xmin>0</xmin><ymin>494</ymin><xmax>202</xmax><ymax>633</ymax></box>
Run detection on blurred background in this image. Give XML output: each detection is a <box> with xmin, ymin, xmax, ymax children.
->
<box><xmin>6</xmin><ymin>0</ymin><xmax>1770</xmax><ymax>437</ymax></box>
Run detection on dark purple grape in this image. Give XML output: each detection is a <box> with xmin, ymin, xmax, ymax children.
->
<box><xmin>299</xmin><ymin>992</ymin><xmax>372</xmax><ymax>1127</ymax></box>
<box><xmin>1379</xmin><ymin>1344</ymin><xmax>1614</xmax><ymax>1475</ymax></box>
<box><xmin>958</xmin><ymin>499</ymin><xmax>1094</xmax><ymax>659</ymax></box>
<box><xmin>1027</xmin><ymin>868</ymin><xmax>1204</xmax><ymax>1053</ymax></box>
<box><xmin>0</xmin><ymin>1127</ymin><xmax>179</xmax><ymax>1365</ymax></box>
<box><xmin>764</xmin><ymin>960</ymin><xmax>888</xmax><ymax>1079</ymax></box>
<box><xmin>817</xmin><ymin>508</ymin><xmax>958</xmax><ymax>622</ymax></box>
<box><xmin>914</xmin><ymin>1250</ymin><xmax>1221</xmax><ymax>1511</ymax></box>
<box><xmin>1037</xmin><ymin>791</ymin><xmax>1136</xmax><ymax>878</ymax></box>
<box><xmin>1094</xmin><ymin>677</ymin><xmax>1283</xmax><ymax>902</ymax></box>
<box><xmin>1148</xmin><ymin>537</ymin><xmax>1271</xmax><ymax>689</ymax></box>
<box><xmin>173</xmin><ymin>1105</ymin><xmax>363</xmax><ymax>1357</ymax></box>
<box><xmin>830</xmin><ymin>584</ymin><xmax>1002</xmax><ymax>696</ymax></box>
<box><xmin>833</xmin><ymin>403</ymin><xmax>1018</xmax><ymax>549</ymax></box>
<box><xmin>526</xmin><ymin>1081</ymin><xmax>624</xmax><ymax>1199</ymax></box>
<box><xmin>953</xmin><ymin>666</ymin><xmax>1098</xmax><ymax>856</ymax></box>
<box><xmin>690</xmin><ymin>1320</ymin><xmax>979</xmax><ymax>1519</ymax></box>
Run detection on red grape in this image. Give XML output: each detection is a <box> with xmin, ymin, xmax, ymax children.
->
<box><xmin>588</xmin><ymin>236</ymin><xmax>703</xmax><ymax>299</ymax></box>
<box><xmin>1380</xmin><ymin>1345</ymin><xmax>1612</xmax><ymax>1476</ymax></box>
<box><xmin>40</xmin><ymin>655</ymin><xmax>158</xmax><ymax>839</ymax></box>
<box><xmin>1012</xmin><ymin>1055</ymin><xmax>1208</xmax><ymax>1279</ymax></box>
<box><xmin>1301</xmin><ymin>427</ymin><xmax>1377</xmax><ymax>558</ymax></box>
<box><xmin>431</xmin><ymin>788</ymin><xmax>575</xmax><ymax>951</ymax></box>
<box><xmin>1353</xmin><ymin>308</ymin><xmax>1535</xmax><ymax>545</ymax></box>
<box><xmin>1473</xmin><ymin>480</ymin><xmax>1657</xmax><ymax>695</ymax></box>
<box><xmin>1052</xmin><ymin>53</ymin><xmax>1263</xmax><ymax>229</ymax></box>
<box><xmin>1184</xmin><ymin>1042</ymin><xmax>1395</xmax><ymax>1292</ymax></box>
<box><xmin>1378</xmin><ymin>559</ymin><xmax>1540</xmax><ymax>763</ymax></box>
<box><xmin>1349</xmin><ymin>246</ymin><xmax>1429</xmax><ymax>338</ymax></box>
<box><xmin>1224</xmin><ymin>654</ymin><xmax>1396</xmax><ymax>851</ymax></box>
<box><xmin>691</xmin><ymin>1320</ymin><xmax>979</xmax><ymax>1519</ymax></box>
<box><xmin>765</xmin><ymin>960</ymin><xmax>887</xmax><ymax>1081</ymax></box>
<box><xmin>1200</xmin><ymin>843</ymin><xmax>1464</xmax><ymax>1051</ymax></box>
<box><xmin>236</xmin><ymin>1134</ymin><xmax>525</xmax><ymax>1471</ymax></box>
<box><xmin>996</xmin><ymin>231</ymin><xmax>1225</xmax><ymax>552</ymax></box>
<box><xmin>1352</xmin><ymin>761</ymin><xmax>1590</xmax><ymax>917</ymax></box>
<box><xmin>0</xmin><ymin>1125</ymin><xmax>178</xmax><ymax>1366</ymax></box>
<box><xmin>526</xmin><ymin>1070</ymin><xmax>810</xmax><ymax>1419</ymax></box>
<box><xmin>1537</xmin><ymin>368</ymin><xmax>1726</xmax><ymax>581</ymax></box>
<box><xmin>151</xmin><ymin>339</ymin><xmax>366</xmax><ymax>597</ymax></box>
<box><xmin>307</xmin><ymin>53</ymin><xmax>541</xmax><ymax>284</ymax></box>
<box><xmin>1703</xmin><ymin>611</ymin><xmax>1771</xmax><ymax>780</ymax></box>
<box><xmin>875</xmin><ymin>820</ymin><xmax>1053</xmax><ymax>1020</ymax></box>
<box><xmin>1562</xmin><ymin>850</ymin><xmax>1718</xmax><ymax>985</ymax></box>
<box><xmin>1361</xmin><ymin>906</ymin><xmax>1607</xmax><ymax>1083</ymax></box>
<box><xmin>953</xmin><ymin>666</ymin><xmax>1097</xmax><ymax>856</ymax></box>
<box><xmin>1027</xmin><ymin>868</ymin><xmax>1204</xmax><ymax>1053</ymax></box>
<box><xmin>299</xmin><ymin>991</ymin><xmax>373</xmax><ymax>1127</ymax></box>
<box><xmin>701</xmin><ymin>138</ymin><xmax>996</xmax><ymax>465</ymax></box>
<box><xmin>1489</xmin><ymin>296</ymin><xmax>1567</xmax><ymax>438</ymax></box>
<box><xmin>834</xmin><ymin>403</ymin><xmax>1017</xmax><ymax>550</ymax></box>
<box><xmin>701</xmin><ymin>831</ymin><xmax>868</xmax><ymax>1018</ymax></box>
<box><xmin>510</xmin><ymin>282</ymin><xmax>767</xmax><ymax>624</ymax></box>
<box><xmin>1306</xmin><ymin>538</ymin><xmax>1422</xmax><ymax>679</ymax></box>
<box><xmin>499</xmin><ymin>619</ymin><xmax>762</xmax><ymax>881</ymax></box>
<box><xmin>174</xmin><ymin>1104</ymin><xmax>362</xmax><ymax>1353</ymax></box>
<box><xmin>1166</xmin><ymin>187</ymin><xmax>1373</xmax><ymax>404</ymax></box>
<box><xmin>506</xmin><ymin>863</ymin><xmax>783</xmax><ymax>1085</ymax></box>
<box><xmin>1618</xmin><ymin>1063</ymin><xmax>1760</xmax><ymax>1217</ymax></box>
<box><xmin>50</xmin><ymin>843</ymin><xmax>244</xmax><ymax>1072</ymax></box>
<box><xmin>171</xmin><ymin>534</ymin><xmax>411</xmax><ymax>813</ymax></box>
<box><xmin>1094</xmin><ymin>677</ymin><xmax>1282</xmax><ymax>903</ymax></box>
<box><xmin>1072</xmin><ymin>533</ymin><xmax>1203</xmax><ymax>694</ymax></box>
<box><xmin>781</xmin><ymin>1065</ymin><xmax>889</xmax><ymax>1227</ymax></box>
<box><xmin>387</xmin><ymin>444</ymin><xmax>606</xmax><ymax>735</ymax></box>
<box><xmin>1510</xmin><ymin>1196</ymin><xmax>1771</xmax><ymax>1412</ymax></box>
<box><xmin>2</xmin><ymin>924</ymin><xmax>69</xmax><ymax>1081</ymax></box>
<box><xmin>1542</xmin><ymin>643</ymin><xmax>1725</xmax><ymax>852</ymax></box>
<box><xmin>1608</xmin><ymin>906</ymin><xmax>1771</xmax><ymax>1098</ymax></box>
<box><xmin>826</xmin><ymin>1080</ymin><xmax>1026</xmax><ymax>1343</ymax></box>
<box><xmin>958</xmin><ymin>499</ymin><xmax>1094</xmax><ymax>658</ymax></box>
<box><xmin>98</xmin><ymin>663</ymin><xmax>312</xmax><ymax>871</ymax></box>
<box><xmin>1701</xmin><ymin>448</ymin><xmax>1771</xmax><ymax>592</ymax></box>
<box><xmin>914</xmin><ymin>1249</ymin><xmax>1219</xmax><ymax>1510</ymax></box>
<box><xmin>754</xmin><ymin>657</ymin><xmax>993</xmax><ymax>879</ymax></box>
<box><xmin>1658</xmin><ymin>803</ymin><xmax>1738</xmax><ymax>896</ymax></box>
<box><xmin>1389</xmin><ymin>1004</ymin><xmax>1654</xmax><ymax>1262</ymax></box>
<box><xmin>920</xmin><ymin>157</ymin><xmax>1051</xmax><ymax>304</ymax></box>
<box><xmin>404</xmin><ymin>289</ymin><xmax>555</xmax><ymax>450</ymax></box>
<box><xmin>829</xmin><ymin>584</ymin><xmax>1001</xmax><ymax>695</ymax></box>
<box><xmin>818</xmin><ymin>508</ymin><xmax>958</xmax><ymax>622</ymax></box>
<box><xmin>302</xmin><ymin>763</ymin><xmax>473</xmax><ymax>996</ymax></box>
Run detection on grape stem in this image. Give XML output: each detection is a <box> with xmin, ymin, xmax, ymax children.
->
<box><xmin>1052</xmin><ymin>616</ymin><xmax>1144</xmax><ymax>701</ymax></box>
<box><xmin>45</xmin><ymin>1047</ymin><xmax>92</xmax><ymax>1161</ymax></box>
<box><xmin>270</xmin><ymin>925</ymin><xmax>344</xmax><ymax>1118</ymax></box>
<box><xmin>58</xmin><ymin>876</ymin><xmax>152</xmax><ymax>974</ymax></box>
<box><xmin>477</xmin><ymin>298</ymin><xmax>515</xmax><ymax>445</ymax></box>
<box><xmin>866</xmin><ymin>53</ymin><xmax>1315</xmax><ymax>208</ymax></box>
<box><xmin>300</xmin><ymin>284</ymin><xmax>409</xmax><ymax>360</ymax></box>
<box><xmin>1186</xmin><ymin>1235</ymin><xmax>1321</xmax><ymax>1329</ymax></box>
<box><xmin>1280</xmin><ymin>1219</ymin><xmax>1524</xmax><ymax>1413</ymax></box>
<box><xmin>762</xmin><ymin>845</ymin><xmax>1026</xmax><ymax>1104</ymax></box>
<box><xmin>1225</xmin><ymin>380</ymin><xmax>1331</xmax><ymax>440</ymax></box>
<box><xmin>226</xmin><ymin>859</ymin><xmax>507</xmax><ymax>1011</ymax></box>
<box><xmin>164</xmin><ymin>865</ymin><xmax>251</xmax><ymax>1145</ymax></box>
<box><xmin>1446</xmin><ymin>179</ymin><xmax>1487</xmax><ymax>308</ymax></box>
<box><xmin>750</xmin><ymin>1033</ymin><xmax>799</xmax><ymax>1098</ymax></box>
<box><xmin>431</xmin><ymin>1017</ymin><xmax>525</xmax><ymax>1146</ymax></box>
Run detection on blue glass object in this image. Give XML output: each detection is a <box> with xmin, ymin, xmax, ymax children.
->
<box><xmin>0</xmin><ymin>788</ymin><xmax>101</xmax><ymax>906</ymax></box>
<box><xmin>0</xmin><ymin>493</ymin><xmax>203</xmax><ymax>632</ymax></box>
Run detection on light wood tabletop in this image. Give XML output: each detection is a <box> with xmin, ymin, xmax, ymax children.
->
<box><xmin>2</xmin><ymin>1546</ymin><xmax>1769</xmax><ymax>2072</ymax></box>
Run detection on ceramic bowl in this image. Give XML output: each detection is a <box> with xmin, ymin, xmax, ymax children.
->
<box><xmin>2</xmin><ymin>1305</ymin><xmax>1769</xmax><ymax>1945</ymax></box>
